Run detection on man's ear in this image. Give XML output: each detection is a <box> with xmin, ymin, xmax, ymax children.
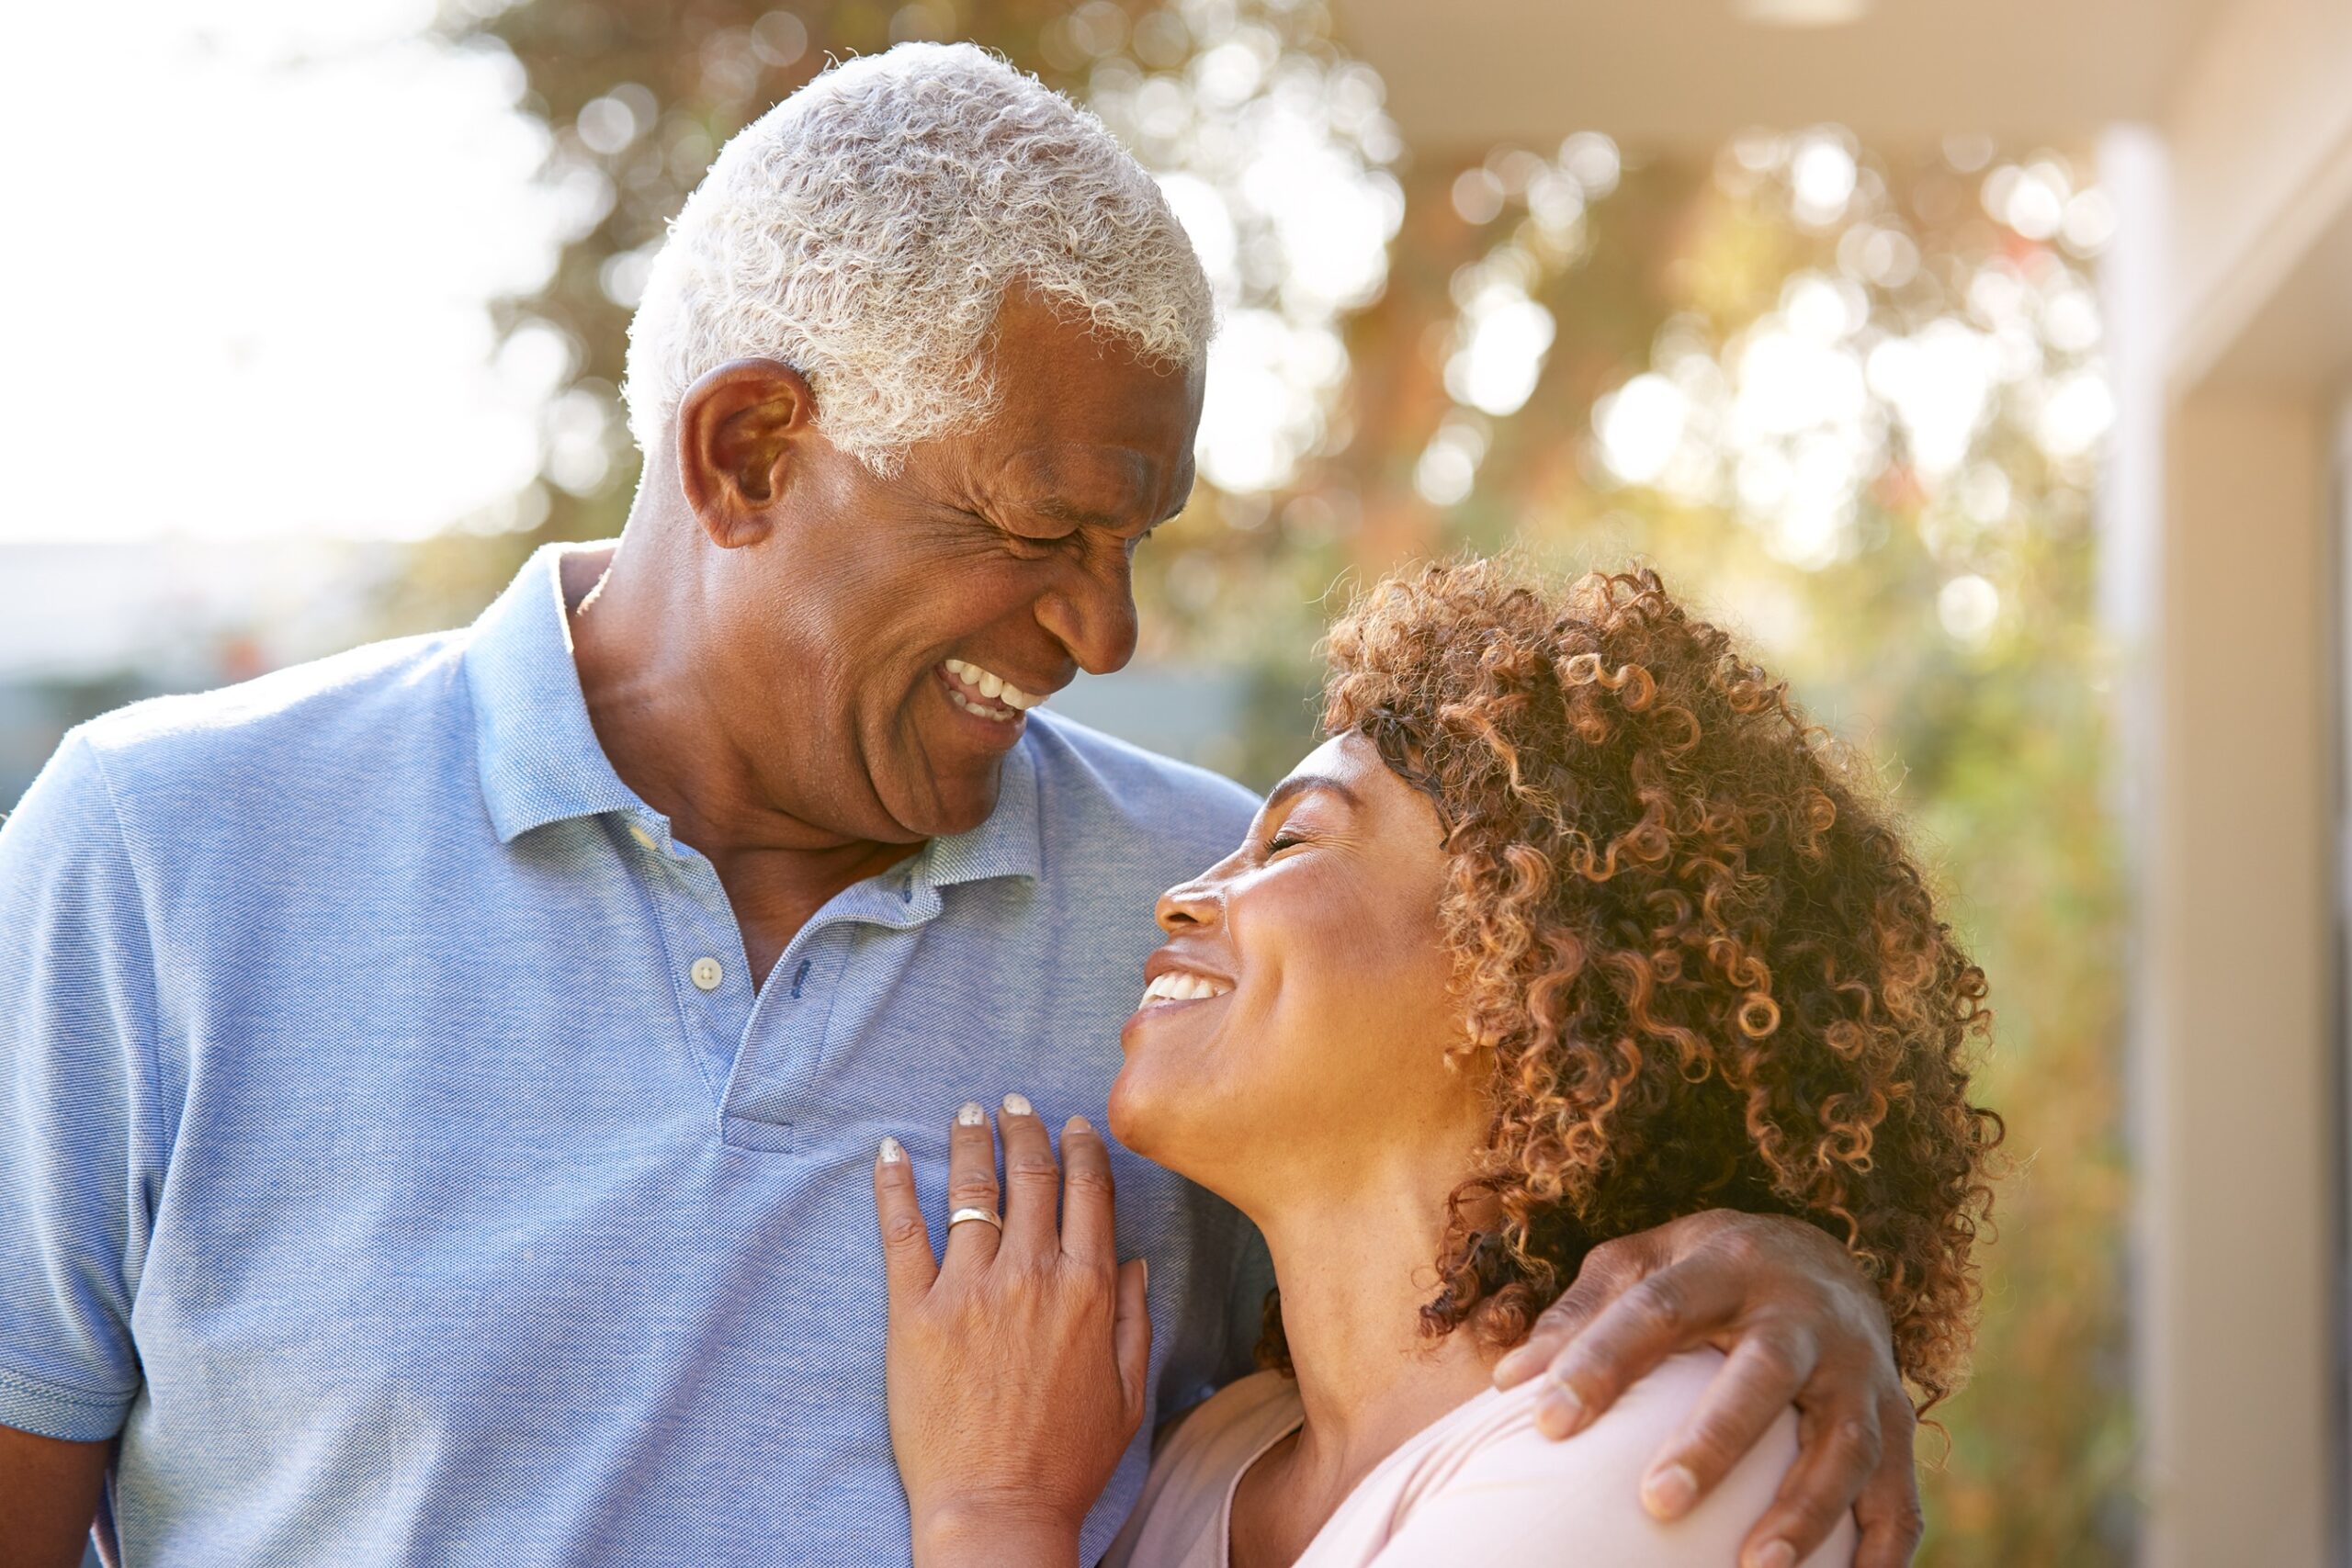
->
<box><xmin>674</xmin><ymin>357</ymin><xmax>820</xmax><ymax>549</ymax></box>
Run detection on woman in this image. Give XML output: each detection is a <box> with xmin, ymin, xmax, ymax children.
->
<box><xmin>871</xmin><ymin>562</ymin><xmax>2000</xmax><ymax>1566</ymax></box>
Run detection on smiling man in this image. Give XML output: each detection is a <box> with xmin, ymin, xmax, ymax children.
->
<box><xmin>0</xmin><ymin>44</ymin><xmax>1922</xmax><ymax>1568</ymax></box>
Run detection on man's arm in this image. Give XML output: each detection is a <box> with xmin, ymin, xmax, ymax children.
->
<box><xmin>0</xmin><ymin>1427</ymin><xmax>108</xmax><ymax>1568</ymax></box>
<box><xmin>1492</xmin><ymin>1211</ymin><xmax>1921</xmax><ymax>1568</ymax></box>
<box><xmin>0</xmin><ymin>734</ymin><xmax>153</xmax><ymax>1565</ymax></box>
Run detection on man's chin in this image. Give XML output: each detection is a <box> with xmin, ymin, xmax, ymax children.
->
<box><xmin>886</xmin><ymin>770</ymin><xmax>1003</xmax><ymax>841</ymax></box>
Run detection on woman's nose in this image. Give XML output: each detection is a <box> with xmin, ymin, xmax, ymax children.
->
<box><xmin>1154</xmin><ymin>875</ymin><xmax>1220</xmax><ymax>934</ymax></box>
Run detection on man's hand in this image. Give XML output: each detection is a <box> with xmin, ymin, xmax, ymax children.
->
<box><xmin>1491</xmin><ymin>1210</ymin><xmax>1920</xmax><ymax>1568</ymax></box>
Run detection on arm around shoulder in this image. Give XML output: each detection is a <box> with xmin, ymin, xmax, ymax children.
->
<box><xmin>1364</xmin><ymin>1353</ymin><xmax>1856</xmax><ymax>1568</ymax></box>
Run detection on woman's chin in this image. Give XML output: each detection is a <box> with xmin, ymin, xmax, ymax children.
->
<box><xmin>1103</xmin><ymin>1066</ymin><xmax>1158</xmax><ymax>1156</ymax></box>
<box><xmin>1107</xmin><ymin>1066</ymin><xmax>1248</xmax><ymax>1206</ymax></box>
<box><xmin>1105</xmin><ymin>1065</ymin><xmax>1203</xmax><ymax>1177</ymax></box>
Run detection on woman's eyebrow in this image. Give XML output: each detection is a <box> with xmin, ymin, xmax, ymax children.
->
<box><xmin>1262</xmin><ymin>773</ymin><xmax>1363</xmax><ymax>813</ymax></box>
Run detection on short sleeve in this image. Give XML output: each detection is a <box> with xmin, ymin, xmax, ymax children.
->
<box><xmin>0</xmin><ymin>732</ymin><xmax>161</xmax><ymax>1440</ymax></box>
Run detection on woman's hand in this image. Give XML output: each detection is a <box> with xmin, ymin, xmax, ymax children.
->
<box><xmin>873</xmin><ymin>1093</ymin><xmax>1152</xmax><ymax>1568</ymax></box>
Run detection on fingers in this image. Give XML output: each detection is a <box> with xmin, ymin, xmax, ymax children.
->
<box><xmin>1736</xmin><ymin>1393</ymin><xmax>1887</xmax><ymax>1568</ymax></box>
<box><xmin>1113</xmin><ymin>1256</ymin><xmax>1152</xmax><ymax>1427</ymax></box>
<box><xmin>942</xmin><ymin>1100</ymin><xmax>1003</xmax><ymax>1269</ymax></box>
<box><xmin>1848</xmin><ymin>1394</ymin><xmax>1924</xmax><ymax>1568</ymax></box>
<box><xmin>996</xmin><ymin>1092</ymin><xmax>1061</xmax><ymax>1258</ymax></box>
<box><xmin>1640</xmin><ymin>1329</ymin><xmax>1821</xmax><ymax>1521</ymax></box>
<box><xmin>1058</xmin><ymin>1115</ymin><xmax>1117</xmax><ymax>1269</ymax></box>
<box><xmin>1528</xmin><ymin>1250</ymin><xmax>1751</xmax><ymax>1440</ymax></box>
<box><xmin>1493</xmin><ymin>1232</ymin><xmax>1662</xmax><ymax>1390</ymax></box>
<box><xmin>872</xmin><ymin>1135</ymin><xmax>937</xmax><ymax>1312</ymax></box>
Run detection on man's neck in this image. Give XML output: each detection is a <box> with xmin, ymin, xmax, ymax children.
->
<box><xmin>562</xmin><ymin>529</ymin><xmax>920</xmax><ymax>984</ymax></box>
<box><xmin>1232</xmin><ymin>1156</ymin><xmax>1498</xmax><ymax>1563</ymax></box>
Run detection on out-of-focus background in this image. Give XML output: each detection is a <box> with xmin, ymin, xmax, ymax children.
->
<box><xmin>6</xmin><ymin>1</ymin><xmax>2347</xmax><ymax>1562</ymax></box>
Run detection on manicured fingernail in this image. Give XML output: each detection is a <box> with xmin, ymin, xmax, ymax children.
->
<box><xmin>1067</xmin><ymin>1113</ymin><xmax>1093</xmax><ymax>1135</ymax></box>
<box><xmin>1139</xmin><ymin>1257</ymin><xmax>1149</xmax><ymax>1292</ymax></box>
<box><xmin>1535</xmin><ymin>1379</ymin><xmax>1586</xmax><ymax>1438</ymax></box>
<box><xmin>878</xmin><ymin>1135</ymin><xmax>905</xmax><ymax>1164</ymax></box>
<box><xmin>956</xmin><ymin>1101</ymin><xmax>985</xmax><ymax>1126</ymax></box>
<box><xmin>1643</xmin><ymin>1464</ymin><xmax>1698</xmax><ymax>1520</ymax></box>
<box><xmin>1002</xmin><ymin>1091</ymin><xmax>1032</xmax><ymax>1116</ymax></box>
<box><xmin>1494</xmin><ymin>1347</ymin><xmax>1532</xmax><ymax>1383</ymax></box>
<box><xmin>1748</xmin><ymin>1541</ymin><xmax>1795</xmax><ymax>1568</ymax></box>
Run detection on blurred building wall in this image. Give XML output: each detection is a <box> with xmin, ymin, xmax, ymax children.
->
<box><xmin>2120</xmin><ymin>0</ymin><xmax>2352</xmax><ymax>1559</ymax></box>
<box><xmin>2142</xmin><ymin>389</ymin><xmax>2332</xmax><ymax>1564</ymax></box>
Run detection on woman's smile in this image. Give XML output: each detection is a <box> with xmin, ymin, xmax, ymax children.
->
<box><xmin>1136</xmin><ymin>968</ymin><xmax>1233</xmax><ymax>1009</ymax></box>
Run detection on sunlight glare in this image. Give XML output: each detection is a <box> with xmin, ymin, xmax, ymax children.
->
<box><xmin>0</xmin><ymin>0</ymin><xmax>562</xmax><ymax>542</ymax></box>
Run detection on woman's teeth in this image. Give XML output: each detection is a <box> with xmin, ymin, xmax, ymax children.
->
<box><xmin>944</xmin><ymin>658</ymin><xmax>1042</xmax><ymax>722</ymax></box>
<box><xmin>1138</xmin><ymin>970</ymin><xmax>1233</xmax><ymax>1008</ymax></box>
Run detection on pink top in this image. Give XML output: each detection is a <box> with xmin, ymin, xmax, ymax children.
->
<box><xmin>1102</xmin><ymin>1350</ymin><xmax>1857</xmax><ymax>1568</ymax></box>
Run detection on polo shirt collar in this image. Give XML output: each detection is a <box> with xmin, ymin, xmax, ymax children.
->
<box><xmin>463</xmin><ymin>542</ymin><xmax>648</xmax><ymax>844</ymax></box>
<box><xmin>462</xmin><ymin>541</ymin><xmax>1045</xmax><ymax>890</ymax></box>
<box><xmin>923</xmin><ymin>736</ymin><xmax>1043</xmax><ymax>888</ymax></box>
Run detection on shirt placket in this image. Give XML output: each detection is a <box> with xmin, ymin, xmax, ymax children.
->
<box><xmin>718</xmin><ymin>860</ymin><xmax>942</xmax><ymax>1153</ymax></box>
<box><xmin>619</xmin><ymin>813</ymin><xmax>947</xmax><ymax>1151</ymax></box>
<box><xmin>616</xmin><ymin>813</ymin><xmax>759</xmax><ymax>1098</ymax></box>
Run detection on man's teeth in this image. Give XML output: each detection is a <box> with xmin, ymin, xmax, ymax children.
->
<box><xmin>946</xmin><ymin>687</ymin><xmax>1015</xmax><ymax>721</ymax></box>
<box><xmin>1138</xmin><ymin>970</ymin><xmax>1234</xmax><ymax>1007</ymax></box>
<box><xmin>944</xmin><ymin>659</ymin><xmax>1043</xmax><ymax>713</ymax></box>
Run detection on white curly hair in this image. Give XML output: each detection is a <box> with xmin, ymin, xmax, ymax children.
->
<box><xmin>624</xmin><ymin>41</ymin><xmax>1215</xmax><ymax>474</ymax></box>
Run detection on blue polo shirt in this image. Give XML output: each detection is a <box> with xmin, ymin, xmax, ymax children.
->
<box><xmin>0</xmin><ymin>544</ymin><xmax>1268</xmax><ymax>1566</ymax></box>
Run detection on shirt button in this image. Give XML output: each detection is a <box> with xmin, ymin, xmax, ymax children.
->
<box><xmin>689</xmin><ymin>956</ymin><xmax>724</xmax><ymax>992</ymax></box>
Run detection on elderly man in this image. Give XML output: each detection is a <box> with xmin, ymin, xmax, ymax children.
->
<box><xmin>0</xmin><ymin>45</ymin><xmax>1920</xmax><ymax>1568</ymax></box>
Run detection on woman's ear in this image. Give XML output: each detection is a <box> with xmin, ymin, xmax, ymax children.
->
<box><xmin>673</xmin><ymin>357</ymin><xmax>820</xmax><ymax>549</ymax></box>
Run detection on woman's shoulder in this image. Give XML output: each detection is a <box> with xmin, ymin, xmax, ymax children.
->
<box><xmin>1102</xmin><ymin>1371</ymin><xmax>1305</xmax><ymax>1568</ymax></box>
<box><xmin>1301</xmin><ymin>1350</ymin><xmax>1855</xmax><ymax>1567</ymax></box>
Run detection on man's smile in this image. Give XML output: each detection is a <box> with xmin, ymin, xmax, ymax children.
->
<box><xmin>935</xmin><ymin>659</ymin><xmax>1046</xmax><ymax>726</ymax></box>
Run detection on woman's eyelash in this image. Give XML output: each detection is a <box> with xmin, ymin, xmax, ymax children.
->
<box><xmin>1265</xmin><ymin>830</ymin><xmax>1304</xmax><ymax>854</ymax></box>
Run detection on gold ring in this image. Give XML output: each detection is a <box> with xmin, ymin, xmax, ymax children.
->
<box><xmin>947</xmin><ymin>1207</ymin><xmax>1002</xmax><ymax>1232</ymax></box>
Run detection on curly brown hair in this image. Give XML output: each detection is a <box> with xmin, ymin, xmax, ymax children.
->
<box><xmin>1264</xmin><ymin>559</ymin><xmax>2001</xmax><ymax>1409</ymax></box>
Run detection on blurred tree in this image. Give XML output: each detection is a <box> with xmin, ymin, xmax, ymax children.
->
<box><xmin>423</xmin><ymin>3</ymin><xmax>2132</xmax><ymax>1559</ymax></box>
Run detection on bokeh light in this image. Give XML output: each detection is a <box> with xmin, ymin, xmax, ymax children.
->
<box><xmin>1082</xmin><ymin>0</ymin><xmax>1405</xmax><ymax>495</ymax></box>
<box><xmin>1</xmin><ymin>0</ymin><xmax>566</xmax><ymax>543</ymax></box>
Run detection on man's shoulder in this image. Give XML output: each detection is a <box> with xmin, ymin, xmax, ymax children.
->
<box><xmin>71</xmin><ymin>629</ymin><xmax>470</xmax><ymax>803</ymax></box>
<box><xmin>1022</xmin><ymin>709</ymin><xmax>1258</xmax><ymax>858</ymax></box>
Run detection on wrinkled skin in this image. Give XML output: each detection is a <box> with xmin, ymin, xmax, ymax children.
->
<box><xmin>570</xmin><ymin>288</ymin><xmax>1204</xmax><ymax>984</ymax></box>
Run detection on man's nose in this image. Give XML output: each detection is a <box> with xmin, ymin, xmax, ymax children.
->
<box><xmin>1035</xmin><ymin>547</ymin><xmax>1141</xmax><ymax>677</ymax></box>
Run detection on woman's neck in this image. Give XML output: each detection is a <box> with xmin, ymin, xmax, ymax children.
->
<box><xmin>1234</xmin><ymin>1156</ymin><xmax>1500</xmax><ymax>1558</ymax></box>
